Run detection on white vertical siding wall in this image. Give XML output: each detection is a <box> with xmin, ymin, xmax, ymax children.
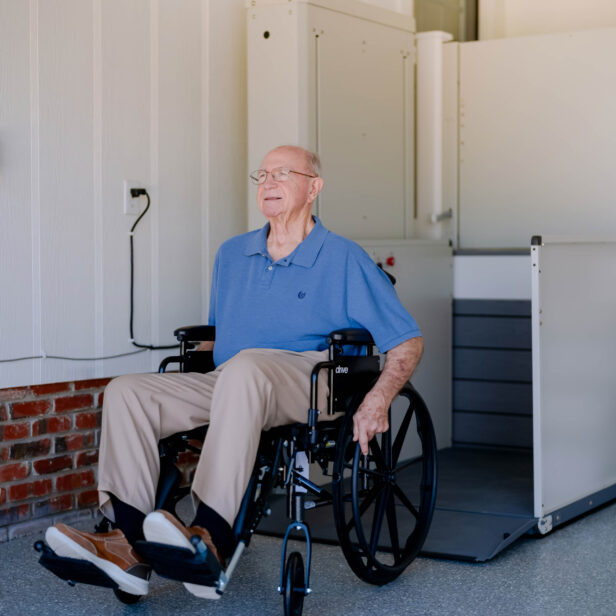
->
<box><xmin>0</xmin><ymin>0</ymin><xmax>247</xmax><ymax>388</ymax></box>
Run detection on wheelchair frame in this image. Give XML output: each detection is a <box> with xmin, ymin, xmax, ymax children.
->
<box><xmin>35</xmin><ymin>325</ymin><xmax>438</xmax><ymax>616</ymax></box>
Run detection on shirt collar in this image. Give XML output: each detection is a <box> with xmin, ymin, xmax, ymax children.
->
<box><xmin>243</xmin><ymin>216</ymin><xmax>328</xmax><ymax>268</ymax></box>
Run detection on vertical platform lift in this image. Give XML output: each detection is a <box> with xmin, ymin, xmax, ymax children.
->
<box><xmin>247</xmin><ymin>2</ymin><xmax>616</xmax><ymax>560</ymax></box>
<box><xmin>260</xmin><ymin>238</ymin><xmax>616</xmax><ymax>561</ymax></box>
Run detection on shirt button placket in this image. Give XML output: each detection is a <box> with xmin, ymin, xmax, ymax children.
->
<box><xmin>260</xmin><ymin>262</ymin><xmax>274</xmax><ymax>288</ymax></box>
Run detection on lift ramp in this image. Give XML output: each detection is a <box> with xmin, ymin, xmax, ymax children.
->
<box><xmin>258</xmin><ymin>447</ymin><xmax>536</xmax><ymax>562</ymax></box>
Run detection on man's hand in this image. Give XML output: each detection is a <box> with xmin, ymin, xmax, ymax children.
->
<box><xmin>352</xmin><ymin>337</ymin><xmax>423</xmax><ymax>455</ymax></box>
<box><xmin>353</xmin><ymin>390</ymin><xmax>390</xmax><ymax>455</ymax></box>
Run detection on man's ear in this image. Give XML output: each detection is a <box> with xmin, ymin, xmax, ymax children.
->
<box><xmin>309</xmin><ymin>177</ymin><xmax>324</xmax><ymax>202</ymax></box>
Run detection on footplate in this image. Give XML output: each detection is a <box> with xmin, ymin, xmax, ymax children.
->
<box><xmin>134</xmin><ymin>538</ymin><xmax>222</xmax><ymax>586</ymax></box>
<box><xmin>34</xmin><ymin>540</ymin><xmax>118</xmax><ymax>589</ymax></box>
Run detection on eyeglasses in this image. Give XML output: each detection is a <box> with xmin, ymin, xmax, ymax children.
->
<box><xmin>249</xmin><ymin>167</ymin><xmax>317</xmax><ymax>185</ymax></box>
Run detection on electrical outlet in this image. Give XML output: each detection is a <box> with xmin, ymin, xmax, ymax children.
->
<box><xmin>123</xmin><ymin>180</ymin><xmax>144</xmax><ymax>215</ymax></box>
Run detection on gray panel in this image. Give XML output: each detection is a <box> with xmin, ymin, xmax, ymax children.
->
<box><xmin>454</xmin><ymin>380</ymin><xmax>532</xmax><ymax>415</ymax></box>
<box><xmin>453</xmin><ymin>299</ymin><xmax>531</xmax><ymax>317</ymax></box>
<box><xmin>453</xmin><ymin>412</ymin><xmax>533</xmax><ymax>448</ymax></box>
<box><xmin>422</xmin><ymin>510</ymin><xmax>537</xmax><ymax>562</ymax></box>
<box><xmin>454</xmin><ymin>348</ymin><xmax>532</xmax><ymax>382</ymax></box>
<box><xmin>533</xmin><ymin>240</ymin><xmax>616</xmax><ymax>516</ymax></box>
<box><xmin>454</xmin><ymin>315</ymin><xmax>531</xmax><ymax>349</ymax></box>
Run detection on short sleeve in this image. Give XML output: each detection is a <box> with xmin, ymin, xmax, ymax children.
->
<box><xmin>346</xmin><ymin>250</ymin><xmax>421</xmax><ymax>353</ymax></box>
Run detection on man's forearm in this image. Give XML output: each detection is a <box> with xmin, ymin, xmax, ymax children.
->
<box><xmin>369</xmin><ymin>337</ymin><xmax>424</xmax><ymax>408</ymax></box>
<box><xmin>352</xmin><ymin>336</ymin><xmax>424</xmax><ymax>454</ymax></box>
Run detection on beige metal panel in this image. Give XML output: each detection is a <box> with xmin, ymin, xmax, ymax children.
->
<box><xmin>442</xmin><ymin>41</ymin><xmax>458</xmax><ymax>247</ymax></box>
<box><xmin>453</xmin><ymin>255</ymin><xmax>530</xmax><ymax>300</ymax></box>
<box><xmin>247</xmin><ymin>4</ymin><xmax>304</xmax><ymax>230</ymax></box>
<box><xmin>479</xmin><ymin>0</ymin><xmax>616</xmax><ymax>40</ymax></box>
<box><xmin>38</xmin><ymin>0</ymin><xmax>96</xmax><ymax>384</ymax></box>
<box><xmin>246</xmin><ymin>1</ymin><xmax>414</xmax><ymax>236</ymax></box>
<box><xmin>361</xmin><ymin>239</ymin><xmax>453</xmax><ymax>450</ymax></box>
<box><xmin>0</xmin><ymin>0</ymin><xmax>34</xmax><ymax>387</ymax></box>
<box><xmin>248</xmin><ymin>0</ymin><xmax>414</xmax><ymax>28</ymax></box>
<box><xmin>459</xmin><ymin>29</ymin><xmax>616</xmax><ymax>249</ymax></box>
<box><xmin>314</xmin><ymin>7</ymin><xmax>414</xmax><ymax>238</ymax></box>
<box><xmin>532</xmin><ymin>238</ymin><xmax>616</xmax><ymax>518</ymax></box>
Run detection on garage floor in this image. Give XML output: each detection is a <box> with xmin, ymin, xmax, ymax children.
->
<box><xmin>2</xmin><ymin>492</ymin><xmax>615</xmax><ymax>616</ymax></box>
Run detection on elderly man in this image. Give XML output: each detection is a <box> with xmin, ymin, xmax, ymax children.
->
<box><xmin>44</xmin><ymin>145</ymin><xmax>423</xmax><ymax>600</ymax></box>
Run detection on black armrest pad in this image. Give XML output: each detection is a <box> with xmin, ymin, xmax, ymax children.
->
<box><xmin>173</xmin><ymin>325</ymin><xmax>216</xmax><ymax>342</ymax></box>
<box><xmin>327</xmin><ymin>328</ymin><xmax>374</xmax><ymax>345</ymax></box>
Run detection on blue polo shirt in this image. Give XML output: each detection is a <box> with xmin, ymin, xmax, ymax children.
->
<box><xmin>209</xmin><ymin>217</ymin><xmax>421</xmax><ymax>366</ymax></box>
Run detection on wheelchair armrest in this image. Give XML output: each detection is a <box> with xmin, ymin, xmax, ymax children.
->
<box><xmin>173</xmin><ymin>325</ymin><xmax>216</xmax><ymax>342</ymax></box>
<box><xmin>327</xmin><ymin>328</ymin><xmax>374</xmax><ymax>346</ymax></box>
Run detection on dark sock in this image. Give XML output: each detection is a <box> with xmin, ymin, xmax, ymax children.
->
<box><xmin>110</xmin><ymin>494</ymin><xmax>145</xmax><ymax>546</ymax></box>
<box><xmin>191</xmin><ymin>502</ymin><xmax>235</xmax><ymax>559</ymax></box>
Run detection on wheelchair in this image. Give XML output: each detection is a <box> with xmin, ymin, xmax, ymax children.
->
<box><xmin>35</xmin><ymin>325</ymin><xmax>438</xmax><ymax>616</ymax></box>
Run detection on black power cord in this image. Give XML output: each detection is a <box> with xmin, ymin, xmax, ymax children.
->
<box><xmin>0</xmin><ymin>189</ymin><xmax>177</xmax><ymax>364</ymax></box>
<box><xmin>129</xmin><ymin>188</ymin><xmax>179</xmax><ymax>350</ymax></box>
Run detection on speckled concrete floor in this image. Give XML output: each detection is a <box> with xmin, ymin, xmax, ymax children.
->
<box><xmin>1</xmin><ymin>499</ymin><xmax>615</xmax><ymax>616</ymax></box>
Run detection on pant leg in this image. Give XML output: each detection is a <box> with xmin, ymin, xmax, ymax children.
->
<box><xmin>98</xmin><ymin>370</ymin><xmax>220</xmax><ymax>521</ymax></box>
<box><xmin>191</xmin><ymin>348</ymin><xmax>331</xmax><ymax>527</ymax></box>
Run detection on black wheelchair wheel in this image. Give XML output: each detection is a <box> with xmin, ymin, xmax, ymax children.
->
<box><xmin>283</xmin><ymin>551</ymin><xmax>305</xmax><ymax>616</ymax></box>
<box><xmin>113</xmin><ymin>588</ymin><xmax>144</xmax><ymax>604</ymax></box>
<box><xmin>332</xmin><ymin>383</ymin><xmax>437</xmax><ymax>586</ymax></box>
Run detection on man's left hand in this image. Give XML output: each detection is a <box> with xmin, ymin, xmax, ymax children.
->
<box><xmin>352</xmin><ymin>390</ymin><xmax>389</xmax><ymax>455</ymax></box>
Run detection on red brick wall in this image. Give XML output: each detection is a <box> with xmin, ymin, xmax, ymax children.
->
<box><xmin>0</xmin><ymin>379</ymin><xmax>109</xmax><ymax>542</ymax></box>
<box><xmin>0</xmin><ymin>377</ymin><xmax>200</xmax><ymax>542</ymax></box>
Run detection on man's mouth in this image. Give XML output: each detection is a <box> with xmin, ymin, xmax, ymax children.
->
<box><xmin>264</xmin><ymin>196</ymin><xmax>282</xmax><ymax>201</ymax></box>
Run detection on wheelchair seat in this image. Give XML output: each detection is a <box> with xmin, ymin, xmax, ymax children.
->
<box><xmin>35</xmin><ymin>325</ymin><xmax>438</xmax><ymax>616</ymax></box>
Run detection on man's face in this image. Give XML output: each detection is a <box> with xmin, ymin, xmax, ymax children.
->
<box><xmin>256</xmin><ymin>148</ymin><xmax>321</xmax><ymax>220</ymax></box>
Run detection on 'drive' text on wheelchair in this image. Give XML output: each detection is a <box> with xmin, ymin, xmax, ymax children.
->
<box><xmin>36</xmin><ymin>145</ymin><xmax>437</xmax><ymax>616</ymax></box>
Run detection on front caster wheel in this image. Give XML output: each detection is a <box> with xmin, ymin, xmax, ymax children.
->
<box><xmin>283</xmin><ymin>551</ymin><xmax>305</xmax><ymax>616</ymax></box>
<box><xmin>113</xmin><ymin>588</ymin><xmax>144</xmax><ymax>604</ymax></box>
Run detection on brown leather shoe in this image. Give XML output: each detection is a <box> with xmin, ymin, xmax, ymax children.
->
<box><xmin>143</xmin><ymin>510</ymin><xmax>224</xmax><ymax>599</ymax></box>
<box><xmin>45</xmin><ymin>523</ymin><xmax>150</xmax><ymax>596</ymax></box>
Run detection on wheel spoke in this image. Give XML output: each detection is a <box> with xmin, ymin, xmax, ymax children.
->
<box><xmin>382</xmin><ymin>416</ymin><xmax>392</xmax><ymax>468</ymax></box>
<box><xmin>392</xmin><ymin>404</ymin><xmax>414</xmax><ymax>466</ymax></box>
<box><xmin>385</xmin><ymin>488</ymin><xmax>401</xmax><ymax>562</ymax></box>
<box><xmin>369</xmin><ymin>485</ymin><xmax>389</xmax><ymax>555</ymax></box>
<box><xmin>393</xmin><ymin>484</ymin><xmax>420</xmax><ymax>519</ymax></box>
<box><xmin>344</xmin><ymin>482</ymin><xmax>383</xmax><ymax>536</ymax></box>
<box><xmin>369</xmin><ymin>436</ymin><xmax>386</xmax><ymax>471</ymax></box>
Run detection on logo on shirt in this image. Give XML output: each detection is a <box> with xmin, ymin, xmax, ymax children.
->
<box><xmin>297</xmin><ymin>291</ymin><xmax>306</xmax><ymax>299</ymax></box>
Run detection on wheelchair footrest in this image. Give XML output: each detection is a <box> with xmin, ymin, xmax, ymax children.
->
<box><xmin>134</xmin><ymin>539</ymin><xmax>221</xmax><ymax>586</ymax></box>
<box><xmin>34</xmin><ymin>540</ymin><xmax>118</xmax><ymax>589</ymax></box>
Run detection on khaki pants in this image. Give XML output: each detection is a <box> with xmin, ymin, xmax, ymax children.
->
<box><xmin>98</xmin><ymin>348</ymin><xmax>330</xmax><ymax>526</ymax></box>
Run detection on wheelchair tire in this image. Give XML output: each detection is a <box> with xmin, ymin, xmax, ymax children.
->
<box><xmin>332</xmin><ymin>382</ymin><xmax>437</xmax><ymax>586</ymax></box>
<box><xmin>283</xmin><ymin>551</ymin><xmax>305</xmax><ymax>616</ymax></box>
<box><xmin>113</xmin><ymin>588</ymin><xmax>144</xmax><ymax>604</ymax></box>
